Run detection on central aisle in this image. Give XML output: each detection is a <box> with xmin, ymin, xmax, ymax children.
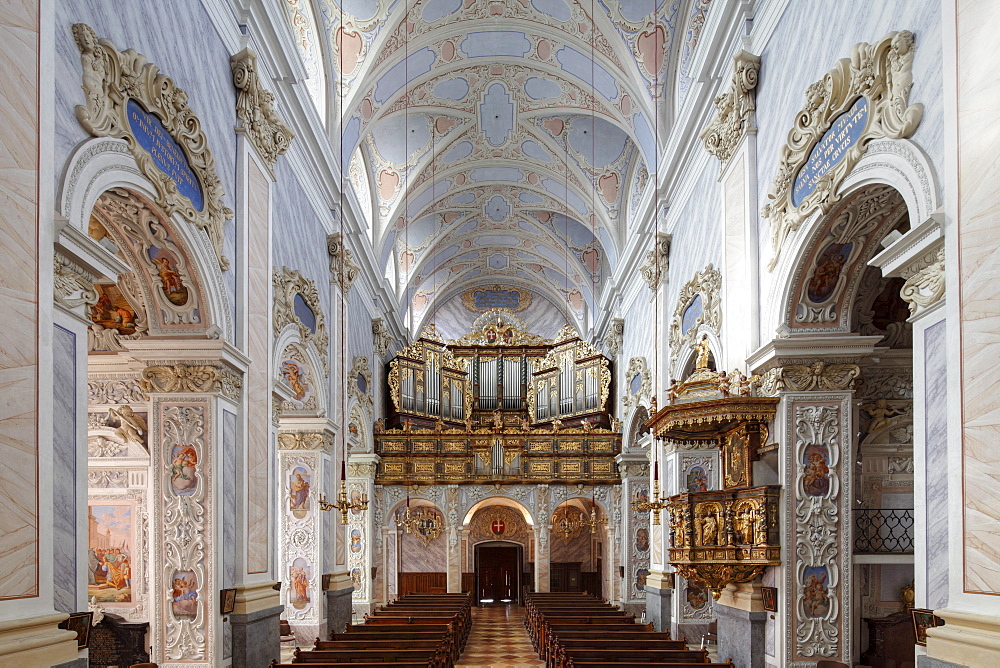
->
<box><xmin>456</xmin><ymin>604</ymin><xmax>545</xmax><ymax>667</ymax></box>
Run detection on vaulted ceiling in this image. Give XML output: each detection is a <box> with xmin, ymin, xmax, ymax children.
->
<box><xmin>282</xmin><ymin>0</ymin><xmax>714</xmax><ymax>338</ymax></box>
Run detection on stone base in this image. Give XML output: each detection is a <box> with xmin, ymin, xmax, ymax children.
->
<box><xmin>924</xmin><ymin>608</ymin><xmax>1000</xmax><ymax>667</ymax></box>
<box><xmin>715</xmin><ymin>603</ymin><xmax>766</xmax><ymax>668</ymax></box>
<box><xmin>326</xmin><ymin>572</ymin><xmax>356</xmax><ymax>637</ymax></box>
<box><xmin>917</xmin><ymin>658</ymin><xmax>967</xmax><ymax>668</ymax></box>
<box><xmin>53</xmin><ymin>658</ymin><xmax>87</xmax><ymax>668</ymax></box>
<box><xmin>645</xmin><ymin>576</ymin><xmax>673</xmax><ymax>633</ymax></box>
<box><xmin>231</xmin><ymin>581</ymin><xmax>282</xmax><ymax>668</ymax></box>
<box><xmin>0</xmin><ymin>613</ymin><xmax>79</xmax><ymax>665</ymax></box>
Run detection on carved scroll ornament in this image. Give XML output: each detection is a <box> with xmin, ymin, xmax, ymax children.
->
<box><xmin>668</xmin><ymin>265</ymin><xmax>722</xmax><ymax>372</ymax></box>
<box><xmin>230</xmin><ymin>48</ymin><xmax>294</xmax><ymax>173</ymax></box>
<box><xmin>72</xmin><ymin>24</ymin><xmax>233</xmax><ymax>269</ymax></box>
<box><xmin>273</xmin><ymin>266</ymin><xmax>330</xmax><ymax>374</ymax></box>
<box><xmin>328</xmin><ymin>233</ymin><xmax>360</xmax><ymax>295</ymax></box>
<box><xmin>763</xmin><ymin>31</ymin><xmax>923</xmax><ymax>270</ymax></box>
<box><xmin>700</xmin><ymin>50</ymin><xmax>761</xmax><ymax>166</ymax></box>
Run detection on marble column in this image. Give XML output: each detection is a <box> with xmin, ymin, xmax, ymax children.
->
<box><xmin>715</xmin><ymin>582</ymin><xmax>767</xmax><ymax>668</ymax></box>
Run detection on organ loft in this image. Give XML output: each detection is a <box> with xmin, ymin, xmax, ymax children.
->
<box><xmin>5</xmin><ymin>1</ymin><xmax>998</xmax><ymax>667</ymax></box>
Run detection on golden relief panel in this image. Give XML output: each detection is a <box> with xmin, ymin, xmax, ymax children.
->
<box><xmin>559</xmin><ymin>440</ymin><xmax>582</xmax><ymax>452</ymax></box>
<box><xmin>413</xmin><ymin>462</ymin><xmax>436</xmax><ymax>475</ymax></box>
<box><xmin>412</xmin><ymin>440</ymin><xmax>436</xmax><ymax>453</ymax></box>
<box><xmin>528</xmin><ymin>440</ymin><xmax>551</xmax><ymax>451</ymax></box>
<box><xmin>443</xmin><ymin>440</ymin><xmax>467</xmax><ymax>452</ymax></box>
<box><xmin>382</xmin><ymin>461</ymin><xmax>404</xmax><ymax>474</ymax></box>
<box><xmin>382</xmin><ymin>440</ymin><xmax>405</xmax><ymax>452</ymax></box>
<box><xmin>590</xmin><ymin>440</ymin><xmax>613</xmax><ymax>452</ymax></box>
<box><xmin>560</xmin><ymin>461</ymin><xmax>583</xmax><ymax>475</ymax></box>
<box><xmin>591</xmin><ymin>461</ymin><xmax>613</xmax><ymax>474</ymax></box>
<box><xmin>444</xmin><ymin>462</ymin><xmax>466</xmax><ymax>475</ymax></box>
<box><xmin>529</xmin><ymin>461</ymin><xmax>553</xmax><ymax>475</ymax></box>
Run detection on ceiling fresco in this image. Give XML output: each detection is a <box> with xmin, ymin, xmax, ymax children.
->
<box><xmin>284</xmin><ymin>0</ymin><xmax>706</xmax><ymax>336</ymax></box>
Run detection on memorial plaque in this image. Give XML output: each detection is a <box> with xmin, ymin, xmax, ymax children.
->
<box><xmin>791</xmin><ymin>96</ymin><xmax>869</xmax><ymax>207</ymax></box>
<box><xmin>127</xmin><ymin>98</ymin><xmax>205</xmax><ymax>211</ymax></box>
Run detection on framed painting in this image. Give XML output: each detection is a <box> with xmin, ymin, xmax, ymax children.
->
<box><xmin>761</xmin><ymin>586</ymin><xmax>778</xmax><ymax>612</ymax></box>
<box><xmin>912</xmin><ymin>608</ymin><xmax>940</xmax><ymax>646</ymax></box>
<box><xmin>220</xmin><ymin>587</ymin><xmax>236</xmax><ymax>614</ymax></box>
<box><xmin>59</xmin><ymin>612</ymin><xmax>93</xmax><ymax>649</ymax></box>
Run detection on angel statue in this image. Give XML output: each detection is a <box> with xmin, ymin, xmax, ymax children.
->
<box><xmin>108</xmin><ymin>405</ymin><xmax>147</xmax><ymax>445</ymax></box>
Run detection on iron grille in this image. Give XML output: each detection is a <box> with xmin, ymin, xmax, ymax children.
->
<box><xmin>853</xmin><ymin>508</ymin><xmax>914</xmax><ymax>554</ymax></box>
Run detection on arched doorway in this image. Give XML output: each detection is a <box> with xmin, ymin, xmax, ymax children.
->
<box><xmin>475</xmin><ymin>541</ymin><xmax>522</xmax><ymax>604</ymax></box>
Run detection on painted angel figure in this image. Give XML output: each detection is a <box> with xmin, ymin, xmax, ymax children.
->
<box><xmin>108</xmin><ymin>405</ymin><xmax>147</xmax><ymax>444</ymax></box>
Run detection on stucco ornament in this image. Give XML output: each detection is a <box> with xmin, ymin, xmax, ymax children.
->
<box><xmin>622</xmin><ymin>357</ymin><xmax>652</xmax><ymax>408</ymax></box>
<box><xmin>603</xmin><ymin>318</ymin><xmax>624</xmax><ymax>360</ymax></box>
<box><xmin>72</xmin><ymin>24</ymin><xmax>233</xmax><ymax>270</ymax></box>
<box><xmin>277</xmin><ymin>432</ymin><xmax>333</xmax><ymax>452</ymax></box>
<box><xmin>273</xmin><ymin>266</ymin><xmax>329</xmax><ymax>374</ymax></box>
<box><xmin>900</xmin><ymin>247</ymin><xmax>945</xmax><ymax>316</ymax></box>
<box><xmin>372</xmin><ymin>318</ymin><xmax>393</xmax><ymax>359</ymax></box>
<box><xmin>793</xmin><ymin>404</ymin><xmax>844</xmax><ymax>658</ymax></box>
<box><xmin>699</xmin><ymin>50</ymin><xmax>761</xmax><ymax>167</ymax></box>
<box><xmin>763</xmin><ymin>30</ymin><xmax>923</xmax><ymax>270</ymax></box>
<box><xmin>769</xmin><ymin>361</ymin><xmax>861</xmax><ymax>393</ymax></box>
<box><xmin>639</xmin><ymin>233</ymin><xmax>671</xmax><ymax>291</ymax></box>
<box><xmin>668</xmin><ymin>265</ymin><xmax>722</xmax><ymax>372</ymax></box>
<box><xmin>328</xmin><ymin>233</ymin><xmax>361</xmax><ymax>295</ymax></box>
<box><xmin>54</xmin><ymin>252</ymin><xmax>99</xmax><ymax>309</ymax></box>
<box><xmin>349</xmin><ymin>356</ymin><xmax>374</xmax><ymax>411</ymax></box>
<box><xmin>230</xmin><ymin>48</ymin><xmax>294</xmax><ymax>173</ymax></box>
<box><xmin>140</xmin><ymin>363</ymin><xmax>241</xmax><ymax>399</ymax></box>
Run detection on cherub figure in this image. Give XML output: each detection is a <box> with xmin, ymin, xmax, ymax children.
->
<box><xmin>860</xmin><ymin>398</ymin><xmax>902</xmax><ymax>434</ymax></box>
<box><xmin>108</xmin><ymin>405</ymin><xmax>147</xmax><ymax>445</ymax></box>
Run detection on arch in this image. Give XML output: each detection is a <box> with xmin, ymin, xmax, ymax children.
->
<box><xmin>768</xmin><ymin>183</ymin><xmax>910</xmax><ymax>336</ymax></box>
<box><xmin>626</xmin><ymin>404</ymin><xmax>651</xmax><ymax>449</ymax></box>
<box><xmin>671</xmin><ymin>326</ymin><xmax>722</xmax><ymax>382</ymax></box>
<box><xmin>274</xmin><ymin>337</ymin><xmax>328</xmax><ymax>417</ymax></box>
<box><xmin>765</xmin><ymin>137</ymin><xmax>940</xmax><ymax>335</ymax></box>
<box><xmin>462</xmin><ymin>496</ymin><xmax>534</xmax><ymax>527</ymax></box>
<box><xmin>60</xmin><ymin>137</ymin><xmax>232</xmax><ymax>340</ymax></box>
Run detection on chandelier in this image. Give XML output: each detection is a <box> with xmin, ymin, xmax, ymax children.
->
<box><xmin>631</xmin><ymin>460</ymin><xmax>669</xmax><ymax>525</ymax></box>
<box><xmin>318</xmin><ymin>462</ymin><xmax>369</xmax><ymax>524</ymax></box>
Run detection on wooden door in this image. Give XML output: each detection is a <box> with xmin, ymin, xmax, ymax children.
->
<box><xmin>476</xmin><ymin>544</ymin><xmax>519</xmax><ymax>603</ymax></box>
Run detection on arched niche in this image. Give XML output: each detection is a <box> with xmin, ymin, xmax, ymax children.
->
<box><xmin>61</xmin><ymin>137</ymin><xmax>231</xmax><ymax>341</ymax></box>
<box><xmin>772</xmin><ymin>183</ymin><xmax>911</xmax><ymax>336</ymax></box>
<box><xmin>764</xmin><ymin>138</ymin><xmax>939</xmax><ymax>337</ymax></box>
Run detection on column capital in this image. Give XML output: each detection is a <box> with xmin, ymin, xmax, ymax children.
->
<box><xmin>869</xmin><ymin>213</ymin><xmax>945</xmax><ymax>319</ymax></box>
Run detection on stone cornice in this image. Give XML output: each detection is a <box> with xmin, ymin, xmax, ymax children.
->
<box><xmin>747</xmin><ymin>334</ymin><xmax>884</xmax><ymax>374</ymax></box>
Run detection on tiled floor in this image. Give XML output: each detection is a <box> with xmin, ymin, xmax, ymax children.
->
<box><xmin>456</xmin><ymin>604</ymin><xmax>545</xmax><ymax>667</ymax></box>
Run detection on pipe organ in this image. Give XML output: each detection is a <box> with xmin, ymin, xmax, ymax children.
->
<box><xmin>386</xmin><ymin>318</ymin><xmax>613</xmax><ymax>431</ymax></box>
<box><xmin>379</xmin><ymin>313</ymin><xmax>620</xmax><ymax>484</ymax></box>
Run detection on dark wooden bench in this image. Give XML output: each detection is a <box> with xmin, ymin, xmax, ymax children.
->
<box><xmin>291</xmin><ymin>648</ymin><xmax>444</xmax><ymax>664</ymax></box>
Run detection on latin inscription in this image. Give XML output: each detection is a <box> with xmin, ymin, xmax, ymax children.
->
<box><xmin>127</xmin><ymin>99</ymin><xmax>205</xmax><ymax>211</ymax></box>
<box><xmin>792</xmin><ymin>96</ymin><xmax>869</xmax><ymax>207</ymax></box>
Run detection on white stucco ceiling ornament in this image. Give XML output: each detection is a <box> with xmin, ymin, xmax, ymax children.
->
<box><xmin>762</xmin><ymin>30</ymin><xmax>923</xmax><ymax>271</ymax></box>
<box><xmin>230</xmin><ymin>48</ymin><xmax>295</xmax><ymax>174</ymax></box>
<box><xmin>293</xmin><ymin>0</ymin><xmax>688</xmax><ymax>340</ymax></box>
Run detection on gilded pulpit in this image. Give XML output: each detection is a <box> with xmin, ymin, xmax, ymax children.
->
<box><xmin>646</xmin><ymin>339</ymin><xmax>780</xmax><ymax>600</ymax></box>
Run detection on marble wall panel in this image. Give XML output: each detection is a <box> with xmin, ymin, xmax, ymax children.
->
<box><xmin>924</xmin><ymin>320</ymin><xmax>948</xmax><ymax>609</ymax></box>
<box><xmin>222</xmin><ymin>409</ymin><xmax>236</xmax><ymax>659</ymax></box>
<box><xmin>247</xmin><ymin>159</ymin><xmax>270</xmax><ymax>575</ymax></box>
<box><xmin>399</xmin><ymin>529</ymin><xmax>447</xmax><ymax>572</ymax></box>
<box><xmin>956</xmin><ymin>0</ymin><xmax>1000</xmax><ymax>595</ymax></box>
<box><xmin>0</xmin><ymin>0</ymin><xmax>40</xmax><ymax>601</ymax></box>
<box><xmin>53</xmin><ymin>326</ymin><xmax>78</xmax><ymax>613</ymax></box>
<box><xmin>54</xmin><ymin>0</ymin><xmax>238</xmax><ymax>314</ymax></box>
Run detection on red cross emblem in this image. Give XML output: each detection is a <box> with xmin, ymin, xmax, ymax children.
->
<box><xmin>491</xmin><ymin>519</ymin><xmax>505</xmax><ymax>535</ymax></box>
